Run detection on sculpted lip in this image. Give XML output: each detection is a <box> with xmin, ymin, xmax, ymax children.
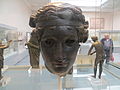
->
<box><xmin>52</xmin><ymin>62</ymin><xmax>68</xmax><ymax>67</ymax></box>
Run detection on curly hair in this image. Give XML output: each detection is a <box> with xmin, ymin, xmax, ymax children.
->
<box><xmin>29</xmin><ymin>2</ymin><xmax>89</xmax><ymax>43</ymax></box>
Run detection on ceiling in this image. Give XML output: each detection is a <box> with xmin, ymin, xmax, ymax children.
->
<box><xmin>101</xmin><ymin>0</ymin><xmax>120</xmax><ymax>12</ymax></box>
<box><xmin>23</xmin><ymin>0</ymin><xmax>50</xmax><ymax>12</ymax></box>
<box><xmin>23</xmin><ymin>0</ymin><xmax>120</xmax><ymax>12</ymax></box>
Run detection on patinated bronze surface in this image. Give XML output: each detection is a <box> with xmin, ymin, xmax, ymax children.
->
<box><xmin>88</xmin><ymin>36</ymin><xmax>105</xmax><ymax>79</ymax></box>
<box><xmin>25</xmin><ymin>29</ymin><xmax>40</xmax><ymax>68</ymax></box>
<box><xmin>29</xmin><ymin>2</ymin><xmax>89</xmax><ymax>76</ymax></box>
<box><xmin>0</xmin><ymin>40</ymin><xmax>12</xmax><ymax>80</ymax></box>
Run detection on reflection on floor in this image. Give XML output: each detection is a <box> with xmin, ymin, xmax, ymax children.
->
<box><xmin>0</xmin><ymin>66</ymin><xmax>120</xmax><ymax>90</ymax></box>
<box><xmin>0</xmin><ymin>76</ymin><xmax>11</xmax><ymax>87</ymax></box>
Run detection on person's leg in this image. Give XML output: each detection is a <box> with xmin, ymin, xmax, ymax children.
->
<box><xmin>105</xmin><ymin>50</ymin><xmax>110</xmax><ymax>64</ymax></box>
<box><xmin>106</xmin><ymin>50</ymin><xmax>110</xmax><ymax>63</ymax></box>
<box><xmin>93</xmin><ymin>59</ymin><xmax>97</xmax><ymax>78</ymax></box>
<box><xmin>0</xmin><ymin>68</ymin><xmax>3</xmax><ymax>80</ymax></box>
<box><xmin>0</xmin><ymin>59</ymin><xmax>3</xmax><ymax>80</ymax></box>
<box><xmin>98</xmin><ymin>60</ymin><xmax>104</xmax><ymax>79</ymax></box>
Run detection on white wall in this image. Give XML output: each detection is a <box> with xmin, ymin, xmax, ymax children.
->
<box><xmin>113</xmin><ymin>11</ymin><xmax>120</xmax><ymax>30</ymax></box>
<box><xmin>0</xmin><ymin>0</ymin><xmax>32</xmax><ymax>35</ymax></box>
<box><xmin>83</xmin><ymin>11</ymin><xmax>120</xmax><ymax>30</ymax></box>
<box><xmin>83</xmin><ymin>12</ymin><xmax>113</xmax><ymax>31</ymax></box>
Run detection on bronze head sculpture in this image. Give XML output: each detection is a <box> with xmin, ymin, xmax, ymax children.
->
<box><xmin>29</xmin><ymin>2</ymin><xmax>89</xmax><ymax>76</ymax></box>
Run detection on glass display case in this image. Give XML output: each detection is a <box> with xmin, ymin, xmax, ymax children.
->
<box><xmin>0</xmin><ymin>65</ymin><xmax>120</xmax><ymax>90</ymax></box>
<box><xmin>75</xmin><ymin>0</ymin><xmax>120</xmax><ymax>66</ymax></box>
<box><xmin>0</xmin><ymin>25</ymin><xmax>26</xmax><ymax>58</ymax></box>
<box><xmin>99</xmin><ymin>0</ymin><xmax>120</xmax><ymax>66</ymax></box>
<box><xmin>0</xmin><ymin>29</ymin><xmax>18</xmax><ymax>58</ymax></box>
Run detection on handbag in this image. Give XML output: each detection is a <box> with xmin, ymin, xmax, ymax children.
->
<box><xmin>110</xmin><ymin>54</ymin><xmax>114</xmax><ymax>62</ymax></box>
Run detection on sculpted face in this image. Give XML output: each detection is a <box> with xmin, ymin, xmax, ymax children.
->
<box><xmin>40</xmin><ymin>26</ymin><xmax>80</xmax><ymax>76</ymax></box>
<box><xmin>29</xmin><ymin>2</ymin><xmax>89</xmax><ymax>76</ymax></box>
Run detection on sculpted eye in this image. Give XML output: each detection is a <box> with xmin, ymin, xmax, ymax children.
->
<box><xmin>44</xmin><ymin>39</ymin><xmax>55</xmax><ymax>47</ymax></box>
<box><xmin>65</xmin><ymin>39</ymin><xmax>76</xmax><ymax>46</ymax></box>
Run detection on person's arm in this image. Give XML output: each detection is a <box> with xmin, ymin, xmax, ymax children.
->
<box><xmin>90</xmin><ymin>51</ymin><xmax>96</xmax><ymax>55</ymax></box>
<box><xmin>111</xmin><ymin>39</ymin><xmax>114</xmax><ymax>53</ymax></box>
<box><xmin>0</xmin><ymin>40</ymin><xmax>12</xmax><ymax>49</ymax></box>
<box><xmin>26</xmin><ymin>42</ymin><xmax>39</xmax><ymax>49</ymax></box>
<box><xmin>88</xmin><ymin>45</ymin><xmax>94</xmax><ymax>55</ymax></box>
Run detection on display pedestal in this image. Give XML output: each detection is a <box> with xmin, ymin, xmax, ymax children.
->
<box><xmin>63</xmin><ymin>75</ymin><xmax>74</xmax><ymax>90</ymax></box>
<box><xmin>88</xmin><ymin>76</ymin><xmax>108</xmax><ymax>90</ymax></box>
<box><xmin>0</xmin><ymin>76</ymin><xmax>11</xmax><ymax>87</ymax></box>
<box><xmin>58</xmin><ymin>76</ymin><xmax>62</xmax><ymax>90</ymax></box>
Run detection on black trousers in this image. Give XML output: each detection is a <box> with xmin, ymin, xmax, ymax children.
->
<box><xmin>104</xmin><ymin>50</ymin><xmax>111</xmax><ymax>63</ymax></box>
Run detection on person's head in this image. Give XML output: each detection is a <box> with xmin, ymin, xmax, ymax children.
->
<box><xmin>91</xmin><ymin>36</ymin><xmax>98</xmax><ymax>42</ymax></box>
<box><xmin>104</xmin><ymin>34</ymin><xmax>110</xmax><ymax>39</ymax></box>
<box><xmin>29</xmin><ymin>2</ymin><xmax>89</xmax><ymax>76</ymax></box>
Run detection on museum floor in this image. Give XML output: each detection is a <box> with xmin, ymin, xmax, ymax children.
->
<box><xmin>0</xmin><ymin>49</ymin><xmax>120</xmax><ymax>90</ymax></box>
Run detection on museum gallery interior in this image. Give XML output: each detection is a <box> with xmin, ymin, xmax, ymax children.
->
<box><xmin>0</xmin><ymin>0</ymin><xmax>120</xmax><ymax>90</ymax></box>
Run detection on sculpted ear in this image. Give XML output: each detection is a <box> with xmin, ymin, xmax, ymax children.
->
<box><xmin>29</xmin><ymin>15</ymin><xmax>36</xmax><ymax>28</ymax></box>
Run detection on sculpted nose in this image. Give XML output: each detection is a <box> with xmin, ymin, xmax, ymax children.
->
<box><xmin>57</xmin><ymin>57</ymin><xmax>66</xmax><ymax>62</ymax></box>
<box><xmin>56</xmin><ymin>43</ymin><xmax>65</xmax><ymax>62</ymax></box>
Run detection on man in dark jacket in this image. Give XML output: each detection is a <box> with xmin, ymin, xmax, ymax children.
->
<box><xmin>101</xmin><ymin>34</ymin><xmax>113</xmax><ymax>64</ymax></box>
